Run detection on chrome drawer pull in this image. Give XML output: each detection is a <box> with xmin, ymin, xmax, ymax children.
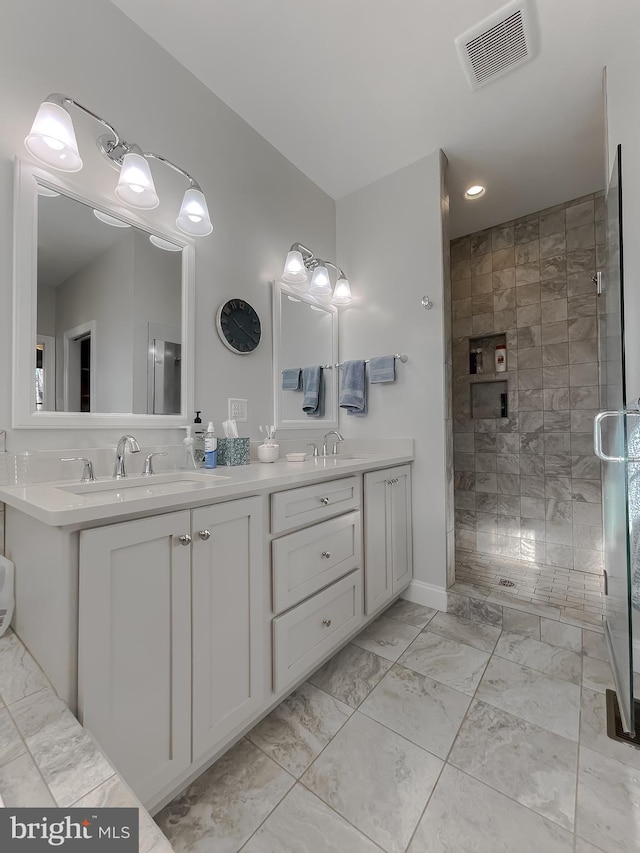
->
<box><xmin>178</xmin><ymin>534</ymin><xmax>192</xmax><ymax>546</ymax></box>
<box><xmin>322</xmin><ymin>618</ymin><xmax>332</xmax><ymax>627</ymax></box>
<box><xmin>198</xmin><ymin>529</ymin><xmax>211</xmax><ymax>541</ymax></box>
<box><xmin>320</xmin><ymin>497</ymin><xmax>330</xmax><ymax>505</ymax></box>
<box><xmin>321</xmin><ymin>550</ymin><xmax>332</xmax><ymax>559</ymax></box>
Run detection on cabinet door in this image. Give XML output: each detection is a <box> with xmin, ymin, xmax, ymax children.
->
<box><xmin>391</xmin><ymin>466</ymin><xmax>413</xmax><ymax>593</ymax></box>
<box><xmin>191</xmin><ymin>496</ymin><xmax>265</xmax><ymax>759</ymax></box>
<box><xmin>364</xmin><ymin>469</ymin><xmax>393</xmax><ymax>614</ymax></box>
<box><xmin>79</xmin><ymin>511</ymin><xmax>192</xmax><ymax>805</ymax></box>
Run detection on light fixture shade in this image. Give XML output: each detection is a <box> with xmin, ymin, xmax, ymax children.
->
<box><xmin>25</xmin><ymin>101</ymin><xmax>83</xmax><ymax>172</ymax></box>
<box><xmin>332</xmin><ymin>276</ymin><xmax>353</xmax><ymax>305</ymax></box>
<box><xmin>115</xmin><ymin>152</ymin><xmax>159</xmax><ymax>209</ymax></box>
<box><xmin>281</xmin><ymin>250</ymin><xmax>309</xmax><ymax>284</ymax></box>
<box><xmin>176</xmin><ymin>188</ymin><xmax>213</xmax><ymax>236</ymax></box>
<box><xmin>308</xmin><ymin>264</ymin><xmax>332</xmax><ymax>296</ymax></box>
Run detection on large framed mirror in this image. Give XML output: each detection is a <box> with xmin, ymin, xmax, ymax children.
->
<box><xmin>273</xmin><ymin>281</ymin><xmax>338</xmax><ymax>430</ymax></box>
<box><xmin>12</xmin><ymin>160</ymin><xmax>195</xmax><ymax>428</ymax></box>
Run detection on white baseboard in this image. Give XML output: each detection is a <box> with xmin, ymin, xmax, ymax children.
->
<box><xmin>401</xmin><ymin>580</ymin><xmax>447</xmax><ymax>612</ymax></box>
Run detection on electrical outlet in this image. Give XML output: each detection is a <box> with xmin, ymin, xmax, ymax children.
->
<box><xmin>228</xmin><ymin>398</ymin><xmax>248</xmax><ymax>422</ymax></box>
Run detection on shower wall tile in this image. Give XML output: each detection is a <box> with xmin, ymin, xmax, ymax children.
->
<box><xmin>450</xmin><ymin>192</ymin><xmax>603</xmax><ymax>573</ymax></box>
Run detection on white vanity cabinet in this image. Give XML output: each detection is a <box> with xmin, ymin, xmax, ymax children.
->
<box><xmin>270</xmin><ymin>476</ymin><xmax>364</xmax><ymax>692</ymax></box>
<box><xmin>78</xmin><ymin>496</ymin><xmax>265</xmax><ymax>805</ymax></box>
<box><xmin>364</xmin><ymin>465</ymin><xmax>413</xmax><ymax>614</ymax></box>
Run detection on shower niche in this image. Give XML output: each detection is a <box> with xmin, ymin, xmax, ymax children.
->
<box><xmin>468</xmin><ymin>332</ymin><xmax>508</xmax><ymax>419</ymax></box>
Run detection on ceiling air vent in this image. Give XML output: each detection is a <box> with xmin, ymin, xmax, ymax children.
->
<box><xmin>455</xmin><ymin>0</ymin><xmax>539</xmax><ymax>90</ymax></box>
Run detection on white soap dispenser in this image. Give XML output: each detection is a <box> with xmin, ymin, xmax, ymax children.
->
<box><xmin>182</xmin><ymin>425</ymin><xmax>197</xmax><ymax>470</ymax></box>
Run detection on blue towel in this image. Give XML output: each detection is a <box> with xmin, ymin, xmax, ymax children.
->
<box><xmin>302</xmin><ymin>366</ymin><xmax>322</xmax><ymax>414</ymax></box>
<box><xmin>282</xmin><ymin>368</ymin><xmax>301</xmax><ymax>391</ymax></box>
<box><xmin>339</xmin><ymin>360</ymin><xmax>367</xmax><ymax>416</ymax></box>
<box><xmin>369</xmin><ymin>355</ymin><xmax>396</xmax><ymax>384</ymax></box>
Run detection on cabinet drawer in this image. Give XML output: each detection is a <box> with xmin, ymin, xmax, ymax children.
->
<box><xmin>271</xmin><ymin>476</ymin><xmax>361</xmax><ymax>534</ymax></box>
<box><xmin>273</xmin><ymin>570</ymin><xmax>363</xmax><ymax>692</ymax></box>
<box><xmin>272</xmin><ymin>512</ymin><xmax>361</xmax><ymax>613</ymax></box>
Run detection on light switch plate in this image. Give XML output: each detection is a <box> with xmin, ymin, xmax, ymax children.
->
<box><xmin>228</xmin><ymin>398</ymin><xmax>248</xmax><ymax>422</ymax></box>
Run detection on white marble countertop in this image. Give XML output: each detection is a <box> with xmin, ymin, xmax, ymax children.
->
<box><xmin>0</xmin><ymin>629</ymin><xmax>172</xmax><ymax>852</ymax></box>
<box><xmin>0</xmin><ymin>448</ymin><xmax>413</xmax><ymax>527</ymax></box>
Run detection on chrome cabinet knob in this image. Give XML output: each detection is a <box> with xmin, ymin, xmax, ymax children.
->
<box><xmin>321</xmin><ymin>551</ymin><xmax>331</xmax><ymax>559</ymax></box>
<box><xmin>322</xmin><ymin>618</ymin><xmax>332</xmax><ymax>627</ymax></box>
<box><xmin>198</xmin><ymin>529</ymin><xmax>211</xmax><ymax>541</ymax></box>
<box><xmin>320</xmin><ymin>497</ymin><xmax>330</xmax><ymax>505</ymax></box>
<box><xmin>178</xmin><ymin>534</ymin><xmax>192</xmax><ymax>546</ymax></box>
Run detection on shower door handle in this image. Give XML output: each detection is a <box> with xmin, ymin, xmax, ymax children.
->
<box><xmin>594</xmin><ymin>411</ymin><xmax>640</xmax><ymax>462</ymax></box>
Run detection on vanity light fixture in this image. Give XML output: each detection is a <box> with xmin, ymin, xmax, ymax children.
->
<box><xmin>93</xmin><ymin>209</ymin><xmax>131</xmax><ymax>228</ymax></box>
<box><xmin>281</xmin><ymin>242</ymin><xmax>353</xmax><ymax>305</ymax></box>
<box><xmin>149</xmin><ymin>235</ymin><xmax>182</xmax><ymax>252</ymax></box>
<box><xmin>25</xmin><ymin>94</ymin><xmax>213</xmax><ymax>237</ymax></box>
<box><xmin>464</xmin><ymin>184</ymin><xmax>486</xmax><ymax>200</ymax></box>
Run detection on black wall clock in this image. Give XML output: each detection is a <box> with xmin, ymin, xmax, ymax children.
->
<box><xmin>216</xmin><ymin>299</ymin><xmax>262</xmax><ymax>354</ymax></box>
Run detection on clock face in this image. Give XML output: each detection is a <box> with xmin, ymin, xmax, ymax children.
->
<box><xmin>216</xmin><ymin>299</ymin><xmax>262</xmax><ymax>354</ymax></box>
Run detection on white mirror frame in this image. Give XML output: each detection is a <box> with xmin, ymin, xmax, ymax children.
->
<box><xmin>273</xmin><ymin>281</ymin><xmax>338</xmax><ymax>430</ymax></box>
<box><xmin>12</xmin><ymin>158</ymin><xmax>195</xmax><ymax>429</ymax></box>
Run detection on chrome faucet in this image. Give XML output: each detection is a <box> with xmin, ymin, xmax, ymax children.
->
<box><xmin>113</xmin><ymin>435</ymin><xmax>140</xmax><ymax>479</ymax></box>
<box><xmin>322</xmin><ymin>430</ymin><xmax>344</xmax><ymax>456</ymax></box>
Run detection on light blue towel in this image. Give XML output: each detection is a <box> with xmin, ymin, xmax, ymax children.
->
<box><xmin>369</xmin><ymin>355</ymin><xmax>396</xmax><ymax>384</ymax></box>
<box><xmin>282</xmin><ymin>368</ymin><xmax>301</xmax><ymax>391</ymax></box>
<box><xmin>302</xmin><ymin>366</ymin><xmax>322</xmax><ymax>414</ymax></box>
<box><xmin>339</xmin><ymin>360</ymin><xmax>367</xmax><ymax>416</ymax></box>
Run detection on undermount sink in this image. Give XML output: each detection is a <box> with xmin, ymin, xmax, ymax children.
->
<box><xmin>59</xmin><ymin>471</ymin><xmax>230</xmax><ymax>498</ymax></box>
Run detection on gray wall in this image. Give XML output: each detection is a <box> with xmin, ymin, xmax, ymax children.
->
<box><xmin>451</xmin><ymin>193</ymin><xmax>604</xmax><ymax>575</ymax></box>
<box><xmin>337</xmin><ymin>151</ymin><xmax>452</xmax><ymax>593</ymax></box>
<box><xmin>0</xmin><ymin>0</ymin><xmax>335</xmax><ymax>451</ymax></box>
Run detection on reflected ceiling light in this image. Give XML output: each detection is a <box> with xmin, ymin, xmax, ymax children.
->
<box><xmin>93</xmin><ymin>209</ymin><xmax>131</xmax><ymax>227</ymax></box>
<box><xmin>149</xmin><ymin>234</ymin><xmax>182</xmax><ymax>251</ymax></box>
<box><xmin>464</xmin><ymin>184</ymin><xmax>486</xmax><ymax>200</ymax></box>
<box><xmin>24</xmin><ymin>93</ymin><xmax>213</xmax><ymax>237</ymax></box>
<box><xmin>286</xmin><ymin>294</ymin><xmax>302</xmax><ymax>302</ymax></box>
<box><xmin>281</xmin><ymin>242</ymin><xmax>353</xmax><ymax>306</ymax></box>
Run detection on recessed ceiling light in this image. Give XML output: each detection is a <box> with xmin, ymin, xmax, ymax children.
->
<box><xmin>464</xmin><ymin>184</ymin><xmax>486</xmax><ymax>200</ymax></box>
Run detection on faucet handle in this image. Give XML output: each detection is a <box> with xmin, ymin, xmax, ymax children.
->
<box><xmin>141</xmin><ymin>452</ymin><xmax>168</xmax><ymax>476</ymax></box>
<box><xmin>306</xmin><ymin>442</ymin><xmax>320</xmax><ymax>457</ymax></box>
<box><xmin>61</xmin><ymin>457</ymin><xmax>96</xmax><ymax>483</ymax></box>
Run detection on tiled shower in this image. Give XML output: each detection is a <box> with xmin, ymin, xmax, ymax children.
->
<box><xmin>450</xmin><ymin>193</ymin><xmax>605</xmax><ymax>585</ymax></box>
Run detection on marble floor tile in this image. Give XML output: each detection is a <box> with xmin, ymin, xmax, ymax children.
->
<box><xmin>582</xmin><ymin>656</ymin><xmax>614</xmax><ymax>694</ymax></box>
<box><xmin>242</xmin><ymin>783</ymin><xmax>381</xmax><ymax>853</ymax></box>
<box><xmin>0</xmin><ymin>631</ymin><xmax>50</xmax><ymax>705</ymax></box>
<box><xmin>0</xmin><ymin>752</ymin><xmax>56</xmax><ymax>807</ymax></box>
<box><xmin>308</xmin><ymin>644</ymin><xmax>392</xmax><ymax>709</ymax></box>
<box><xmin>383</xmin><ymin>598</ymin><xmax>437</xmax><ymax>629</ymax></box>
<box><xmin>502</xmin><ymin>607</ymin><xmax>541</xmax><ymax>639</ymax></box>
<box><xmin>576</xmin><ymin>745</ymin><xmax>640</xmax><ymax>853</ymax></box>
<box><xmin>446</xmin><ymin>592</ymin><xmax>470</xmax><ymax>618</ymax></box>
<box><xmin>449</xmin><ymin>700</ymin><xmax>578</xmax><ymax>830</ymax></box>
<box><xmin>351</xmin><ymin>615</ymin><xmax>422</xmax><ymax>662</ymax></box>
<box><xmin>574</xmin><ymin>839</ymin><xmax>607</xmax><ymax>853</ymax></box>
<box><xmin>407</xmin><ymin>763</ymin><xmax>574</xmax><ymax>853</ymax></box>
<box><xmin>582</xmin><ymin>629</ymin><xmax>608</xmax><ymax>661</ymax></box>
<box><xmin>156</xmin><ymin>738</ymin><xmax>294</xmax><ymax>853</ymax></box>
<box><xmin>0</xmin><ymin>707</ymin><xmax>26</xmax><ymax>768</ymax></box>
<box><xmin>540</xmin><ymin>618</ymin><xmax>582</xmax><ymax>652</ymax></box>
<box><xmin>398</xmin><ymin>631</ymin><xmax>490</xmax><ymax>696</ymax></box>
<box><xmin>476</xmin><ymin>656</ymin><xmax>580</xmax><ymax>740</ymax></box>
<box><xmin>10</xmin><ymin>688</ymin><xmax>114</xmax><ymax>806</ymax></box>
<box><xmin>246</xmin><ymin>682</ymin><xmax>352</xmax><ymax>778</ymax></box>
<box><xmin>469</xmin><ymin>598</ymin><xmax>503</xmax><ymax>627</ymax></box>
<box><xmin>301</xmin><ymin>712</ymin><xmax>442</xmax><ymax>853</ymax></box>
<box><xmin>579</xmin><ymin>688</ymin><xmax>640</xmax><ymax>772</ymax></box>
<box><xmin>493</xmin><ymin>631</ymin><xmax>582</xmax><ymax>684</ymax></box>
<box><xmin>73</xmin><ymin>775</ymin><xmax>173</xmax><ymax>853</ymax></box>
<box><xmin>427</xmin><ymin>611</ymin><xmax>501</xmax><ymax>653</ymax></box>
<box><xmin>360</xmin><ymin>663</ymin><xmax>471</xmax><ymax>759</ymax></box>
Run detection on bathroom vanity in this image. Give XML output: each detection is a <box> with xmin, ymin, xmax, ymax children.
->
<box><xmin>0</xmin><ymin>451</ymin><xmax>413</xmax><ymax>811</ymax></box>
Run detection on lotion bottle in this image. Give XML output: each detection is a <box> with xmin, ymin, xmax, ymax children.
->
<box><xmin>204</xmin><ymin>421</ymin><xmax>217</xmax><ymax>469</ymax></box>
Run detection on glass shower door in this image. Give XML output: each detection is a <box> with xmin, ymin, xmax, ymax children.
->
<box><xmin>596</xmin><ymin>144</ymin><xmax>635</xmax><ymax>734</ymax></box>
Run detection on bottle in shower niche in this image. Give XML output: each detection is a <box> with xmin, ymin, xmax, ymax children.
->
<box><xmin>495</xmin><ymin>344</ymin><xmax>507</xmax><ymax>372</ymax></box>
<box><xmin>204</xmin><ymin>421</ymin><xmax>217</xmax><ymax>469</ymax></box>
<box><xmin>469</xmin><ymin>348</ymin><xmax>484</xmax><ymax>375</ymax></box>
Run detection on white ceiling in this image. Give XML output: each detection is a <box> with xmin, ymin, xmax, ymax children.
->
<box><xmin>111</xmin><ymin>0</ymin><xmax>640</xmax><ymax>237</ymax></box>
